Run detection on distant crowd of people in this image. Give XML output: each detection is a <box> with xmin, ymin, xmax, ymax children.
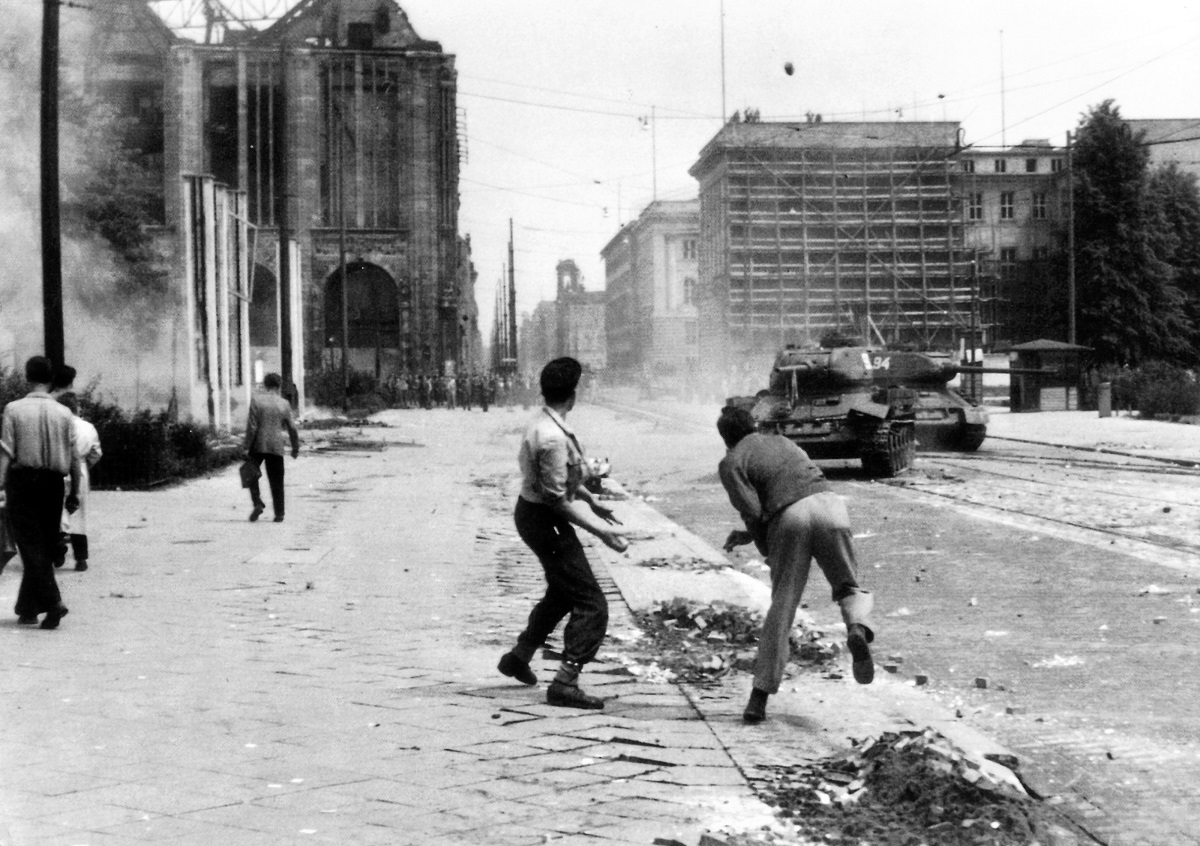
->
<box><xmin>380</xmin><ymin>371</ymin><xmax>541</xmax><ymax>411</ymax></box>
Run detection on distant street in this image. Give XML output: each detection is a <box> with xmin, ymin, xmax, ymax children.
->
<box><xmin>596</xmin><ymin>391</ymin><xmax>1200</xmax><ymax>845</ymax></box>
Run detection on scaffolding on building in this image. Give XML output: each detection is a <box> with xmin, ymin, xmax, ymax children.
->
<box><xmin>693</xmin><ymin>122</ymin><xmax>986</xmax><ymax>360</ymax></box>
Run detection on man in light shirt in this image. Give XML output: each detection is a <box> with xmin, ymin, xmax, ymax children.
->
<box><xmin>498</xmin><ymin>357</ymin><xmax>628</xmax><ymax>710</ymax></box>
<box><xmin>0</xmin><ymin>357</ymin><xmax>82</xmax><ymax>629</ymax></box>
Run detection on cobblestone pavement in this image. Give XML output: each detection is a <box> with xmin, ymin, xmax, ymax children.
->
<box><xmin>0</xmin><ymin>409</ymin><xmax>780</xmax><ymax>846</ymax></box>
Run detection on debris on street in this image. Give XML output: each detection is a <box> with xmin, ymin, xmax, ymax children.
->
<box><xmin>735</xmin><ymin>728</ymin><xmax>1090</xmax><ymax>846</ymax></box>
<box><xmin>629</xmin><ymin>597</ymin><xmax>840</xmax><ymax>684</ymax></box>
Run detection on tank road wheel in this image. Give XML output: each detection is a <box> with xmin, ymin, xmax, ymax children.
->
<box><xmin>956</xmin><ymin>424</ymin><xmax>986</xmax><ymax>452</ymax></box>
<box><xmin>861</xmin><ymin>422</ymin><xmax>915</xmax><ymax>478</ymax></box>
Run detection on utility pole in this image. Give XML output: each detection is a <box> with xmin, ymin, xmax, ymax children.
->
<box><xmin>277</xmin><ymin>42</ymin><xmax>294</xmax><ymax>404</ymax></box>
<box><xmin>719</xmin><ymin>0</ymin><xmax>726</xmax><ymax>121</ymax></box>
<box><xmin>651</xmin><ymin>105</ymin><xmax>657</xmax><ymax>201</ymax></box>
<box><xmin>508</xmin><ymin>219</ymin><xmax>517</xmax><ymax>372</ymax></box>
<box><xmin>1066</xmin><ymin>130</ymin><xmax>1076</xmax><ymax>345</ymax></box>
<box><xmin>41</xmin><ymin>0</ymin><xmax>64</xmax><ymax>367</ymax></box>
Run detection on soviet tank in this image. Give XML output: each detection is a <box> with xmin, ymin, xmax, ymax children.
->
<box><xmin>725</xmin><ymin>346</ymin><xmax>918</xmax><ymax>477</ymax></box>
<box><xmin>867</xmin><ymin>351</ymin><xmax>1043</xmax><ymax>451</ymax></box>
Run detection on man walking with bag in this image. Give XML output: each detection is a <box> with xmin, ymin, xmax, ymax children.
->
<box><xmin>0</xmin><ymin>357</ymin><xmax>82</xmax><ymax>629</ymax></box>
<box><xmin>244</xmin><ymin>373</ymin><xmax>300</xmax><ymax>523</ymax></box>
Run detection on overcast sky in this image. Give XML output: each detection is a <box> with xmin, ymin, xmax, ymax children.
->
<box><xmin>381</xmin><ymin>0</ymin><xmax>1199</xmax><ymax>343</ymax></box>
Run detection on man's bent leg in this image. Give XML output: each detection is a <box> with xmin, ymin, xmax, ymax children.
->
<box><xmin>807</xmin><ymin>493</ymin><xmax>876</xmax><ymax>683</ymax></box>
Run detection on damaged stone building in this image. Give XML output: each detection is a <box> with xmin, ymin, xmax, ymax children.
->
<box><xmin>86</xmin><ymin>0</ymin><xmax>476</xmax><ymax>424</ymax></box>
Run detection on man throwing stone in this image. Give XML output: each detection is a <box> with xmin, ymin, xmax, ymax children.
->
<box><xmin>498</xmin><ymin>357</ymin><xmax>629</xmax><ymax>710</ymax></box>
<box><xmin>716</xmin><ymin>405</ymin><xmax>876</xmax><ymax>723</ymax></box>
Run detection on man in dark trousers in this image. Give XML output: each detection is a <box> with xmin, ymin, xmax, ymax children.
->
<box><xmin>244</xmin><ymin>373</ymin><xmax>300</xmax><ymax>523</ymax></box>
<box><xmin>498</xmin><ymin>357</ymin><xmax>629</xmax><ymax>710</ymax></box>
<box><xmin>716</xmin><ymin>405</ymin><xmax>876</xmax><ymax>723</ymax></box>
<box><xmin>0</xmin><ymin>357</ymin><xmax>82</xmax><ymax>629</ymax></box>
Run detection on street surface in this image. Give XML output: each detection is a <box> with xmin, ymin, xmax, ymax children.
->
<box><xmin>0</xmin><ymin>397</ymin><xmax>1198</xmax><ymax>845</ymax></box>
<box><xmin>601</xmin><ymin>392</ymin><xmax>1200</xmax><ymax>846</ymax></box>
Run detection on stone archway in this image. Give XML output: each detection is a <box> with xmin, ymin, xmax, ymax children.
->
<box><xmin>325</xmin><ymin>262</ymin><xmax>402</xmax><ymax>376</ymax></box>
<box><xmin>248</xmin><ymin>263</ymin><xmax>279</xmax><ymax>383</ymax></box>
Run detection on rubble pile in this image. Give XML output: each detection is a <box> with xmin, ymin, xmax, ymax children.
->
<box><xmin>750</xmin><ymin>729</ymin><xmax>1086</xmax><ymax>846</ymax></box>
<box><xmin>631</xmin><ymin>598</ymin><xmax>839</xmax><ymax>684</ymax></box>
<box><xmin>639</xmin><ymin>555</ymin><xmax>738</xmax><ymax>573</ymax></box>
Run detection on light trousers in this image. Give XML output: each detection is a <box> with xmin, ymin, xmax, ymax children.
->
<box><xmin>755</xmin><ymin>492</ymin><xmax>874</xmax><ymax>694</ymax></box>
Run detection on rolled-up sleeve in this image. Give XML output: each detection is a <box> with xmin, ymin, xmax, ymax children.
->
<box><xmin>0</xmin><ymin>413</ymin><xmax>13</xmax><ymax>460</ymax></box>
<box><xmin>536</xmin><ymin>434</ymin><xmax>571</xmax><ymax>503</ymax></box>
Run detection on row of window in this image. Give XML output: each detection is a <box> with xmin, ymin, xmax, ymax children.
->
<box><xmin>967</xmin><ymin>191</ymin><xmax>1049</xmax><ymax>221</ymax></box>
<box><xmin>961</xmin><ymin>158</ymin><xmax>1064</xmax><ymax>174</ymax></box>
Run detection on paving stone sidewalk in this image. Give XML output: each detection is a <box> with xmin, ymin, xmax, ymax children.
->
<box><xmin>0</xmin><ymin>411</ymin><xmax>781</xmax><ymax>846</ymax></box>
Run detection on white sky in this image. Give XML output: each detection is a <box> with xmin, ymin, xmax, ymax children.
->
<box><xmin>385</xmin><ymin>0</ymin><xmax>1200</xmax><ymax>344</ymax></box>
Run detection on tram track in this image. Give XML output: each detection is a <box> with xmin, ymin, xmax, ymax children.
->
<box><xmin>597</xmin><ymin>396</ymin><xmax>1200</xmax><ymax>570</ymax></box>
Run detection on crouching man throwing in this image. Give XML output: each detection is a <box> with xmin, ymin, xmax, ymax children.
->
<box><xmin>498</xmin><ymin>357</ymin><xmax>629</xmax><ymax>709</ymax></box>
<box><xmin>716</xmin><ymin>406</ymin><xmax>876</xmax><ymax>723</ymax></box>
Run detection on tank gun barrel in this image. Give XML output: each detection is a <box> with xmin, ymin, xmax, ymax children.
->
<box><xmin>953</xmin><ymin>364</ymin><xmax>1056</xmax><ymax>376</ymax></box>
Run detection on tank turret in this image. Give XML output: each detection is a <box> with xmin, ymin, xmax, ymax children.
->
<box><xmin>728</xmin><ymin>345</ymin><xmax>917</xmax><ymax>478</ymax></box>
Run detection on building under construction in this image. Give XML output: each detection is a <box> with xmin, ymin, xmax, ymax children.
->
<box><xmin>689</xmin><ymin>120</ymin><xmax>978</xmax><ymax>377</ymax></box>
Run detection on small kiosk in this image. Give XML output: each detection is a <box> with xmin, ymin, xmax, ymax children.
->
<box><xmin>1008</xmin><ymin>339</ymin><xmax>1091</xmax><ymax>412</ymax></box>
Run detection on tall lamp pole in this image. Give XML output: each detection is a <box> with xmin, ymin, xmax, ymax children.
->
<box><xmin>41</xmin><ymin>0</ymin><xmax>64</xmax><ymax>367</ymax></box>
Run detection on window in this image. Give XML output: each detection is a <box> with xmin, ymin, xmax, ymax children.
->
<box><xmin>1000</xmin><ymin>192</ymin><xmax>1014</xmax><ymax>219</ymax></box>
<box><xmin>1032</xmin><ymin>192</ymin><xmax>1047</xmax><ymax>220</ymax></box>
<box><xmin>962</xmin><ymin>159</ymin><xmax>975</xmax><ymax>173</ymax></box>
<box><xmin>999</xmin><ymin>246</ymin><xmax>1018</xmax><ymax>279</ymax></box>
<box><xmin>1025</xmin><ymin>158</ymin><xmax>1038</xmax><ymax>173</ymax></box>
<box><xmin>994</xmin><ymin>159</ymin><xmax>1007</xmax><ymax>174</ymax></box>
<box><xmin>683</xmin><ymin>277</ymin><xmax>696</xmax><ymax>306</ymax></box>
<box><xmin>1033</xmin><ymin>246</ymin><xmax>1050</xmax><ymax>261</ymax></box>
<box><xmin>682</xmin><ymin>239</ymin><xmax>697</xmax><ymax>260</ymax></box>
<box><xmin>1050</xmin><ymin>159</ymin><xmax>1063</xmax><ymax>173</ymax></box>
<box><xmin>967</xmin><ymin>192</ymin><xmax>983</xmax><ymax>221</ymax></box>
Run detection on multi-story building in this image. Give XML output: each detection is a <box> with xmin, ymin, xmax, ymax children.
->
<box><xmin>78</xmin><ymin>0</ymin><xmax>470</xmax><ymax>424</ymax></box>
<box><xmin>600</xmin><ymin>200</ymin><xmax>699</xmax><ymax>380</ymax></box>
<box><xmin>518</xmin><ymin>261</ymin><xmax>606</xmax><ymax>375</ymax></box>
<box><xmin>688</xmin><ymin>120</ymin><xmax>972</xmax><ymax>378</ymax></box>
<box><xmin>956</xmin><ymin>139</ymin><xmax>1069</xmax><ymax>346</ymax></box>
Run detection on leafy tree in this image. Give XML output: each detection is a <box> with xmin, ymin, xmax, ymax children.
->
<box><xmin>1147</xmin><ymin>162</ymin><xmax>1200</xmax><ymax>357</ymax></box>
<box><xmin>1072</xmin><ymin>100</ymin><xmax>1193</xmax><ymax>365</ymax></box>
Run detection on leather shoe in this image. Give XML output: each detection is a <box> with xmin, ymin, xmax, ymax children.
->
<box><xmin>547</xmin><ymin>681</ymin><xmax>604</xmax><ymax>710</ymax></box>
<box><xmin>75</xmin><ymin>561</ymin><xmax>88</xmax><ymax>572</ymax></box>
<box><xmin>273</xmin><ymin>515</ymin><xmax>284</xmax><ymax>523</ymax></box>
<box><xmin>847</xmin><ymin>623</ymin><xmax>874</xmax><ymax>684</ymax></box>
<box><xmin>17</xmin><ymin>614</ymin><xmax>38</xmax><ymax>625</ymax></box>
<box><xmin>743</xmin><ymin>688</ymin><xmax>769</xmax><ymax>723</ymax></box>
<box><xmin>249</xmin><ymin>505</ymin><xmax>264</xmax><ymax>522</ymax></box>
<box><xmin>40</xmin><ymin>605</ymin><xmax>68</xmax><ymax>630</ymax></box>
<box><xmin>497</xmin><ymin>652</ymin><xmax>537</xmax><ymax>686</ymax></box>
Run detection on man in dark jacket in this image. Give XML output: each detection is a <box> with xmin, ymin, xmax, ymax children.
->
<box><xmin>717</xmin><ymin>405</ymin><xmax>876</xmax><ymax>723</ymax></box>
<box><xmin>244</xmin><ymin>373</ymin><xmax>300</xmax><ymax>523</ymax></box>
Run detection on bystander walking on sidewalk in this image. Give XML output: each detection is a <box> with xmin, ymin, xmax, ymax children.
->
<box><xmin>54</xmin><ymin>392</ymin><xmax>101</xmax><ymax>572</ymax></box>
<box><xmin>0</xmin><ymin>357</ymin><xmax>82</xmax><ymax>629</ymax></box>
<box><xmin>244</xmin><ymin>373</ymin><xmax>300</xmax><ymax>523</ymax></box>
<box><xmin>498</xmin><ymin>357</ymin><xmax>630</xmax><ymax>710</ymax></box>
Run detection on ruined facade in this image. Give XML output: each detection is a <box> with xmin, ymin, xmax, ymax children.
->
<box><xmin>85</xmin><ymin>0</ymin><xmax>472</xmax><ymax>424</ymax></box>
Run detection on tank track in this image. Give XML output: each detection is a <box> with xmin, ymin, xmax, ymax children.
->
<box><xmin>861</xmin><ymin>420</ymin><xmax>916</xmax><ymax>477</ymax></box>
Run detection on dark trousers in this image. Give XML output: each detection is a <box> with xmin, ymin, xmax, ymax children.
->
<box><xmin>248</xmin><ymin>453</ymin><xmax>285</xmax><ymax>517</ymax></box>
<box><xmin>7</xmin><ymin>469</ymin><xmax>64</xmax><ymax>617</ymax></box>
<box><xmin>55</xmin><ymin>533</ymin><xmax>88</xmax><ymax>565</ymax></box>
<box><xmin>513</xmin><ymin>497</ymin><xmax>608</xmax><ymax>666</ymax></box>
